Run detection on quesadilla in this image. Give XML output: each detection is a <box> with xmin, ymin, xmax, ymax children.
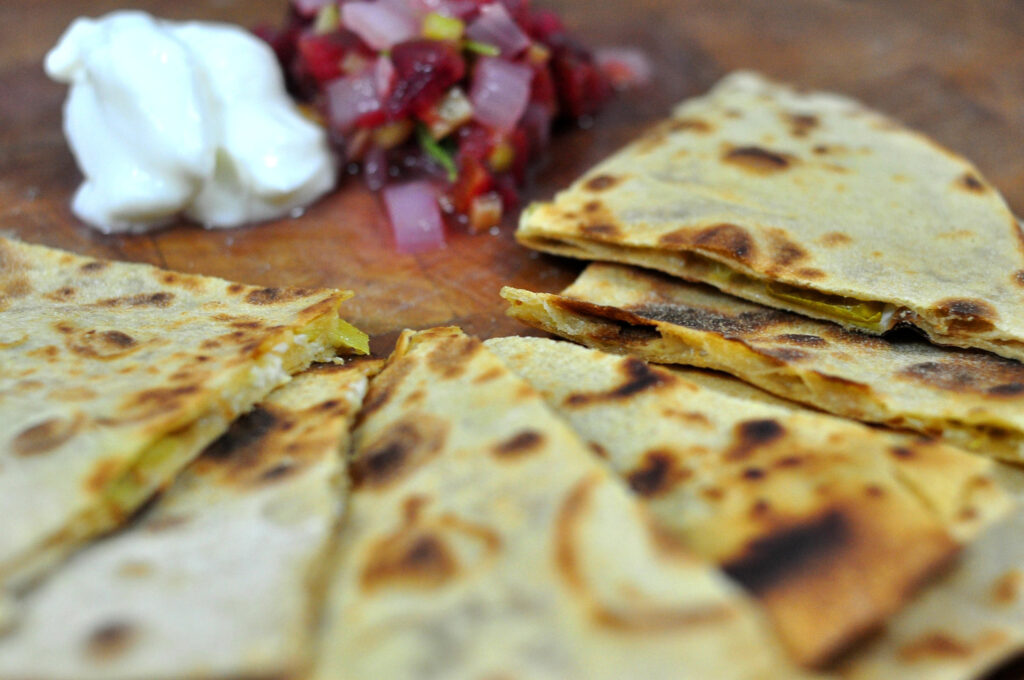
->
<box><xmin>502</xmin><ymin>262</ymin><xmax>1024</xmax><ymax>463</ymax></box>
<box><xmin>0</xmin><ymin>361</ymin><xmax>375</xmax><ymax>680</ymax></box>
<box><xmin>0</xmin><ymin>236</ymin><xmax>368</xmax><ymax>590</ymax></box>
<box><xmin>314</xmin><ymin>327</ymin><xmax>804</xmax><ymax>680</ymax></box>
<box><xmin>485</xmin><ymin>336</ymin><xmax>1009</xmax><ymax>667</ymax></box>
<box><xmin>836</xmin><ymin>462</ymin><xmax>1024</xmax><ymax>680</ymax></box>
<box><xmin>516</xmin><ymin>71</ymin><xmax>1024</xmax><ymax>362</ymax></box>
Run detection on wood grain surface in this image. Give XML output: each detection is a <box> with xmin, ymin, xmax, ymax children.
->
<box><xmin>2</xmin><ymin>0</ymin><xmax>1023</xmax><ymax>354</ymax></box>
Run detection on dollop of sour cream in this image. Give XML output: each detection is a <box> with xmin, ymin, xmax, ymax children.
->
<box><xmin>45</xmin><ymin>11</ymin><xmax>337</xmax><ymax>233</ymax></box>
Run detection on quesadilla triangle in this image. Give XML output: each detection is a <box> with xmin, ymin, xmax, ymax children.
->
<box><xmin>0</xmin><ymin>236</ymin><xmax>368</xmax><ymax>591</ymax></box>
<box><xmin>501</xmin><ymin>262</ymin><xmax>1024</xmax><ymax>463</ymax></box>
<box><xmin>484</xmin><ymin>337</ymin><xmax>1010</xmax><ymax>667</ymax></box>
<box><xmin>516</xmin><ymin>70</ymin><xmax>1024</xmax><ymax>362</ymax></box>
<box><xmin>0</xmin><ymin>361</ymin><xmax>376</xmax><ymax>680</ymax></box>
<box><xmin>314</xmin><ymin>327</ymin><xmax>807</xmax><ymax>680</ymax></box>
<box><xmin>835</xmin><ymin>462</ymin><xmax>1024</xmax><ymax>680</ymax></box>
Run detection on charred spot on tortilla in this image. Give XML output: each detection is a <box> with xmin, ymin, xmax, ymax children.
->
<box><xmin>897</xmin><ymin>630</ymin><xmax>1008</xmax><ymax>662</ymax></box>
<box><xmin>820</xmin><ymin>231</ymin><xmax>853</xmax><ymax>247</ymax></box>
<box><xmin>351</xmin><ymin>416</ymin><xmax>448</xmax><ymax>489</ymax></box>
<box><xmin>361</xmin><ymin>529</ymin><xmax>458</xmax><ymax>591</ymax></box>
<box><xmin>763</xmin><ymin>347</ymin><xmax>810</xmax><ymax>362</ymax></box>
<box><xmin>775</xmin><ymin>333</ymin><xmax>827</xmax><ymax>347</ymax></box>
<box><xmin>722</xmin><ymin>145</ymin><xmax>795</xmax><ymax>173</ymax></box>
<box><xmin>355</xmin><ymin>358</ymin><xmax>416</xmax><ymax>427</ymax></box>
<box><xmin>66</xmin><ymin>329</ymin><xmax>142</xmax><ymax>360</ymax></box>
<box><xmin>957</xmin><ymin>173</ymin><xmax>986</xmax><ymax>193</ymax></box>
<box><xmin>897</xmin><ymin>354</ymin><xmax>1024</xmax><ymax>394</ymax></box>
<box><xmin>783</xmin><ymin>112</ymin><xmax>819</xmax><ymax>137</ymax></box>
<box><xmin>79</xmin><ymin>260</ymin><xmax>109</xmax><ymax>273</ymax></box>
<box><xmin>554</xmin><ymin>475</ymin><xmax>598</xmax><ymax>592</ymax></box>
<box><xmin>722</xmin><ymin>509</ymin><xmax>848</xmax><ymax>595</ymax></box>
<box><xmin>659</xmin><ymin>222</ymin><xmax>756</xmax><ymax>264</ymax></box>
<box><xmin>84</xmin><ymin>621</ymin><xmax>138</xmax><ymax>661</ymax></box>
<box><xmin>245</xmin><ymin>287</ymin><xmax>315</xmax><ymax>306</ymax></box>
<box><xmin>202</xmin><ymin>406</ymin><xmax>279</xmax><ymax>462</ymax></box>
<box><xmin>493</xmin><ymin>430</ymin><xmax>545</xmax><ymax>458</ymax></box>
<box><xmin>932</xmin><ymin>298</ymin><xmax>998</xmax><ymax>334</ymax></box>
<box><xmin>580</xmin><ymin>223</ymin><xmax>622</xmax><ymax>238</ymax></box>
<box><xmin>796</xmin><ymin>267</ymin><xmax>826</xmax><ymax>280</ymax></box>
<box><xmin>97</xmin><ymin>292</ymin><xmax>175</xmax><ymax>308</ymax></box>
<box><xmin>13</xmin><ymin>414</ymin><xmax>85</xmax><ymax>456</ymax></box>
<box><xmin>728</xmin><ymin>419</ymin><xmax>785</xmax><ymax>461</ymax></box>
<box><xmin>45</xmin><ymin>286</ymin><xmax>77</xmax><ymax>301</ymax></box>
<box><xmin>584</xmin><ymin>174</ymin><xmax>623</xmax><ymax>192</ymax></box>
<box><xmin>767</xmin><ymin>231</ymin><xmax>808</xmax><ymax>267</ymax></box>
<box><xmin>565</xmin><ymin>357</ymin><xmax>675</xmax><ymax>405</ymax></box>
<box><xmin>425</xmin><ymin>335</ymin><xmax>481</xmax><ymax>379</ymax></box>
<box><xmin>990</xmin><ymin>570</ymin><xmax>1023</xmax><ymax>605</ymax></box>
<box><xmin>628</xmin><ymin>302</ymin><xmax>785</xmax><ymax>338</ymax></box>
<box><xmin>670</xmin><ymin>117</ymin><xmax>713</xmax><ymax>133</ymax></box>
<box><xmin>626</xmin><ymin>450</ymin><xmax>691</xmax><ymax>497</ymax></box>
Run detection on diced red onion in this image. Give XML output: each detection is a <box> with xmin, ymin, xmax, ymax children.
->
<box><xmin>383</xmin><ymin>181</ymin><xmax>447</xmax><ymax>252</ymax></box>
<box><xmin>595</xmin><ymin>47</ymin><xmax>653</xmax><ymax>89</ymax></box>
<box><xmin>293</xmin><ymin>0</ymin><xmax>335</xmax><ymax>18</ymax></box>
<box><xmin>374</xmin><ymin>55</ymin><xmax>396</xmax><ymax>100</ymax></box>
<box><xmin>363</xmin><ymin>146</ymin><xmax>389</xmax><ymax>191</ymax></box>
<box><xmin>342</xmin><ymin>1</ymin><xmax>418</xmax><ymax>51</ymax></box>
<box><xmin>325</xmin><ymin>72</ymin><xmax>381</xmax><ymax>132</ymax></box>
<box><xmin>379</xmin><ymin>0</ymin><xmax>422</xmax><ymax>20</ymax></box>
<box><xmin>470</xmin><ymin>57</ymin><xmax>532</xmax><ymax>132</ymax></box>
<box><xmin>465</xmin><ymin>3</ymin><xmax>530</xmax><ymax>56</ymax></box>
<box><xmin>520</xmin><ymin>102</ymin><xmax>553</xmax><ymax>155</ymax></box>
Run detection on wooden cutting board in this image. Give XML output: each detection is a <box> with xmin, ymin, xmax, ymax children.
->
<box><xmin>2</xmin><ymin>0</ymin><xmax>1023</xmax><ymax>354</ymax></box>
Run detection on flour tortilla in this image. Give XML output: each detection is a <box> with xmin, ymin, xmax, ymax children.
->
<box><xmin>0</xmin><ymin>361</ymin><xmax>375</xmax><ymax>680</ymax></box>
<box><xmin>314</xmin><ymin>327</ymin><xmax>804</xmax><ymax>680</ymax></box>
<box><xmin>516</xmin><ymin>71</ymin><xmax>1024</xmax><ymax>362</ymax></box>
<box><xmin>836</xmin><ymin>462</ymin><xmax>1024</xmax><ymax>680</ymax></box>
<box><xmin>502</xmin><ymin>262</ymin><xmax>1024</xmax><ymax>463</ymax></box>
<box><xmin>485</xmin><ymin>336</ymin><xmax>1009</xmax><ymax>667</ymax></box>
<box><xmin>0</xmin><ymin>236</ymin><xmax>367</xmax><ymax>590</ymax></box>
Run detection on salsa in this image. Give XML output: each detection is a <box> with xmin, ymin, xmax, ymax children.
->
<box><xmin>256</xmin><ymin>0</ymin><xmax>614</xmax><ymax>245</ymax></box>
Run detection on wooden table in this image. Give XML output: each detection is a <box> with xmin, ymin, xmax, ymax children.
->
<box><xmin>3</xmin><ymin>0</ymin><xmax>1023</xmax><ymax>355</ymax></box>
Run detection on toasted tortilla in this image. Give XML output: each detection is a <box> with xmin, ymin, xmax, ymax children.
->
<box><xmin>502</xmin><ymin>262</ymin><xmax>1024</xmax><ymax>463</ymax></box>
<box><xmin>836</xmin><ymin>462</ymin><xmax>1024</xmax><ymax>680</ymax></box>
<box><xmin>0</xmin><ymin>237</ymin><xmax>367</xmax><ymax>590</ymax></box>
<box><xmin>485</xmin><ymin>336</ymin><xmax>1009</xmax><ymax>667</ymax></box>
<box><xmin>313</xmin><ymin>327</ymin><xmax>803</xmax><ymax>680</ymax></box>
<box><xmin>0</xmin><ymin>361</ymin><xmax>375</xmax><ymax>680</ymax></box>
<box><xmin>516</xmin><ymin>71</ymin><xmax>1024</xmax><ymax>362</ymax></box>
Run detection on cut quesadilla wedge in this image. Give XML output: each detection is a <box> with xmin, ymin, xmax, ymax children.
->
<box><xmin>0</xmin><ymin>361</ymin><xmax>376</xmax><ymax>680</ymax></box>
<box><xmin>502</xmin><ymin>262</ymin><xmax>1024</xmax><ymax>463</ymax></box>
<box><xmin>836</xmin><ymin>462</ymin><xmax>1024</xmax><ymax>680</ymax></box>
<box><xmin>0</xmin><ymin>237</ymin><xmax>368</xmax><ymax>590</ymax></box>
<box><xmin>485</xmin><ymin>337</ymin><xmax>1009</xmax><ymax>667</ymax></box>
<box><xmin>314</xmin><ymin>327</ymin><xmax>805</xmax><ymax>680</ymax></box>
<box><xmin>516</xmin><ymin>71</ymin><xmax>1024</xmax><ymax>362</ymax></box>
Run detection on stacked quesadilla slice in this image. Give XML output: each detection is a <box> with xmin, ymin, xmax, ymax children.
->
<box><xmin>0</xmin><ymin>237</ymin><xmax>368</xmax><ymax>591</ymax></box>
<box><xmin>313</xmin><ymin>327</ymin><xmax>804</xmax><ymax>679</ymax></box>
<box><xmin>486</xmin><ymin>337</ymin><xmax>1009</xmax><ymax>666</ymax></box>
<box><xmin>0</xmin><ymin>361</ymin><xmax>376</xmax><ymax>680</ymax></box>
<box><xmin>516</xmin><ymin>71</ymin><xmax>1024</xmax><ymax>362</ymax></box>
<box><xmin>502</xmin><ymin>263</ymin><xmax>1024</xmax><ymax>462</ymax></box>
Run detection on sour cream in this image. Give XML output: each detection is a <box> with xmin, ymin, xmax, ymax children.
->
<box><xmin>45</xmin><ymin>11</ymin><xmax>336</xmax><ymax>233</ymax></box>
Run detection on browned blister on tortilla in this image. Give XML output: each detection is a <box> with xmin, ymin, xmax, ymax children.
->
<box><xmin>485</xmin><ymin>337</ymin><xmax>1009</xmax><ymax>667</ymax></box>
<box><xmin>516</xmin><ymin>71</ymin><xmax>1024</xmax><ymax>362</ymax></box>
<box><xmin>0</xmin><ymin>237</ymin><xmax>366</xmax><ymax>590</ymax></box>
<box><xmin>313</xmin><ymin>327</ymin><xmax>807</xmax><ymax>680</ymax></box>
